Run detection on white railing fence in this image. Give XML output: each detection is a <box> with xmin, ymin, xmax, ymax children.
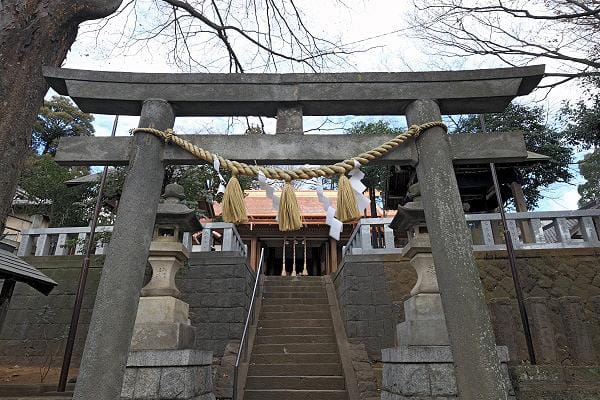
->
<box><xmin>191</xmin><ymin>222</ymin><xmax>248</xmax><ymax>257</ymax></box>
<box><xmin>466</xmin><ymin>210</ymin><xmax>600</xmax><ymax>251</ymax></box>
<box><xmin>344</xmin><ymin>210</ymin><xmax>600</xmax><ymax>256</ymax></box>
<box><xmin>17</xmin><ymin>226</ymin><xmax>115</xmax><ymax>257</ymax></box>
<box><xmin>17</xmin><ymin>222</ymin><xmax>247</xmax><ymax>257</ymax></box>
<box><xmin>17</xmin><ymin>211</ymin><xmax>600</xmax><ymax>258</ymax></box>
<box><xmin>343</xmin><ymin>217</ymin><xmax>396</xmax><ymax>256</ymax></box>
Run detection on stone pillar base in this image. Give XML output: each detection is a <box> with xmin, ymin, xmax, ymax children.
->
<box><xmin>121</xmin><ymin>349</ymin><xmax>215</xmax><ymax>400</ymax></box>
<box><xmin>381</xmin><ymin>346</ymin><xmax>514</xmax><ymax>399</ymax></box>
<box><xmin>131</xmin><ymin>296</ymin><xmax>195</xmax><ymax>350</ymax></box>
<box><xmin>396</xmin><ymin>294</ymin><xmax>449</xmax><ymax>346</ymax></box>
<box><xmin>132</xmin><ymin>322</ymin><xmax>195</xmax><ymax>350</ymax></box>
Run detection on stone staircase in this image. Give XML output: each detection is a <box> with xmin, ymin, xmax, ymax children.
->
<box><xmin>244</xmin><ymin>275</ymin><xmax>349</xmax><ymax>400</ymax></box>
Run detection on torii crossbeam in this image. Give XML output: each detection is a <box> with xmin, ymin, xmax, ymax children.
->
<box><xmin>46</xmin><ymin>65</ymin><xmax>545</xmax><ymax>400</ymax></box>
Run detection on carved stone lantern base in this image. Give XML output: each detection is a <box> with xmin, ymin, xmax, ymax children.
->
<box><xmin>131</xmin><ymin>296</ymin><xmax>195</xmax><ymax>351</ymax></box>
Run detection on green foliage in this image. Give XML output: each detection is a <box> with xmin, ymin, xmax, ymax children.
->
<box><xmin>561</xmin><ymin>94</ymin><xmax>600</xmax><ymax>150</ymax></box>
<box><xmin>561</xmin><ymin>80</ymin><xmax>600</xmax><ymax>206</ymax></box>
<box><xmin>32</xmin><ymin>96</ymin><xmax>95</xmax><ymax>155</ymax></box>
<box><xmin>98</xmin><ymin>164</ymin><xmax>252</xmax><ymax>217</ymax></box>
<box><xmin>244</xmin><ymin>125</ymin><xmax>264</xmax><ymax>135</ymax></box>
<box><xmin>17</xmin><ymin>98</ymin><xmax>96</xmax><ymax>227</ymax></box>
<box><xmin>578</xmin><ymin>150</ymin><xmax>600</xmax><ymax>207</ymax></box>
<box><xmin>165</xmin><ymin>165</ymin><xmax>223</xmax><ymax>210</ymax></box>
<box><xmin>19</xmin><ymin>154</ymin><xmax>93</xmax><ymax>227</ymax></box>
<box><xmin>345</xmin><ymin>121</ymin><xmax>404</xmax><ymax>191</ymax></box>
<box><xmin>63</xmin><ymin>231</ymin><xmax>112</xmax><ymax>254</ymax></box>
<box><xmin>454</xmin><ymin>103</ymin><xmax>573</xmax><ymax>208</ymax></box>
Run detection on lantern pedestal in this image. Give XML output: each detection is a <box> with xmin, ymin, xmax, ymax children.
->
<box><xmin>382</xmin><ymin>191</ymin><xmax>514</xmax><ymax>399</ymax></box>
<box><xmin>131</xmin><ymin>296</ymin><xmax>195</xmax><ymax>351</ymax></box>
<box><xmin>122</xmin><ymin>183</ymin><xmax>213</xmax><ymax>400</ymax></box>
<box><xmin>132</xmin><ymin>240</ymin><xmax>194</xmax><ymax>351</ymax></box>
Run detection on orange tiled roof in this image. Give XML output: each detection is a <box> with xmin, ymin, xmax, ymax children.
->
<box><xmin>213</xmin><ymin>190</ymin><xmax>393</xmax><ymax>220</ymax></box>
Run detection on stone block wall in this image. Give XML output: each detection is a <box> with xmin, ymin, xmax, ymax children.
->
<box><xmin>510</xmin><ymin>365</ymin><xmax>600</xmax><ymax>400</ymax></box>
<box><xmin>0</xmin><ymin>252</ymin><xmax>254</xmax><ymax>368</ymax></box>
<box><xmin>120</xmin><ymin>350</ymin><xmax>215</xmax><ymax>400</ymax></box>
<box><xmin>381</xmin><ymin>346</ymin><xmax>514</xmax><ymax>400</ymax></box>
<box><xmin>334</xmin><ymin>249</ymin><xmax>600</xmax><ymax>366</ymax></box>
<box><xmin>333</xmin><ymin>254</ymin><xmax>395</xmax><ymax>360</ymax></box>
<box><xmin>0</xmin><ymin>255</ymin><xmax>104</xmax><ymax>367</ymax></box>
<box><xmin>479</xmin><ymin>249</ymin><xmax>600</xmax><ymax>365</ymax></box>
<box><xmin>178</xmin><ymin>252</ymin><xmax>255</xmax><ymax>357</ymax></box>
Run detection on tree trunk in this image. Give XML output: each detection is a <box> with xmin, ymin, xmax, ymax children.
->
<box><xmin>0</xmin><ymin>0</ymin><xmax>122</xmax><ymax>234</ymax></box>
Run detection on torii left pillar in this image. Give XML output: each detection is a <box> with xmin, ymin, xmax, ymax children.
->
<box><xmin>73</xmin><ymin>99</ymin><xmax>174</xmax><ymax>400</ymax></box>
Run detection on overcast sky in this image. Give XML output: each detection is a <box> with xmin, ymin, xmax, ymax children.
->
<box><xmin>56</xmin><ymin>0</ymin><xmax>589</xmax><ymax>211</ymax></box>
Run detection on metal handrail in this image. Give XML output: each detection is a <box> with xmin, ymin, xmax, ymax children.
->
<box><xmin>232</xmin><ymin>248</ymin><xmax>265</xmax><ymax>400</ymax></box>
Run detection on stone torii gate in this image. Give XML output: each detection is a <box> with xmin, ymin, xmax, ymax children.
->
<box><xmin>45</xmin><ymin>65</ymin><xmax>544</xmax><ymax>400</ymax></box>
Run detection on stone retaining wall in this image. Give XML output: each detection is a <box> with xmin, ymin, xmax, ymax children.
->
<box><xmin>510</xmin><ymin>365</ymin><xmax>600</xmax><ymax>400</ymax></box>
<box><xmin>1</xmin><ymin>248</ymin><xmax>599</xmax><ymax>372</ymax></box>
<box><xmin>334</xmin><ymin>249</ymin><xmax>600</xmax><ymax>364</ymax></box>
<box><xmin>333</xmin><ymin>254</ymin><xmax>396</xmax><ymax>359</ymax></box>
<box><xmin>178</xmin><ymin>252</ymin><xmax>255</xmax><ymax>357</ymax></box>
<box><xmin>0</xmin><ymin>255</ymin><xmax>104</xmax><ymax>367</ymax></box>
<box><xmin>0</xmin><ymin>252</ymin><xmax>254</xmax><ymax>369</ymax></box>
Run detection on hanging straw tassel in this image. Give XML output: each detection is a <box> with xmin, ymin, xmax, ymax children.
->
<box><xmin>222</xmin><ymin>174</ymin><xmax>248</xmax><ymax>223</ymax></box>
<box><xmin>278</xmin><ymin>181</ymin><xmax>302</xmax><ymax>231</ymax></box>
<box><xmin>336</xmin><ymin>174</ymin><xmax>361</xmax><ymax>222</ymax></box>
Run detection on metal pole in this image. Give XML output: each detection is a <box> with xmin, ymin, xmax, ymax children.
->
<box><xmin>489</xmin><ymin>162</ymin><xmax>537</xmax><ymax>365</ymax></box>
<box><xmin>58</xmin><ymin>115</ymin><xmax>119</xmax><ymax>392</ymax></box>
<box><xmin>292</xmin><ymin>239</ymin><xmax>297</xmax><ymax>277</ymax></box>
<box><xmin>302</xmin><ymin>238</ymin><xmax>308</xmax><ymax>276</ymax></box>
<box><xmin>0</xmin><ymin>279</ymin><xmax>16</xmax><ymax>332</ymax></box>
<box><xmin>281</xmin><ymin>239</ymin><xmax>286</xmax><ymax>276</ymax></box>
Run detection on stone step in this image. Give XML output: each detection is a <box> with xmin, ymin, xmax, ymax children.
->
<box><xmin>261</xmin><ymin>311</ymin><xmax>331</xmax><ymax>320</ymax></box>
<box><xmin>245</xmin><ymin>376</ymin><xmax>346</xmax><ymax>390</ymax></box>
<box><xmin>264</xmin><ymin>285</ymin><xmax>325</xmax><ymax>293</ymax></box>
<box><xmin>252</xmin><ymin>343</ymin><xmax>339</xmax><ymax>354</ymax></box>
<box><xmin>244</xmin><ymin>389</ymin><xmax>348</xmax><ymax>400</ymax></box>
<box><xmin>255</xmin><ymin>334</ymin><xmax>336</xmax><ymax>345</ymax></box>
<box><xmin>261</xmin><ymin>297</ymin><xmax>329</xmax><ymax>305</ymax></box>
<box><xmin>261</xmin><ymin>304</ymin><xmax>328</xmax><ymax>313</ymax></box>
<box><xmin>251</xmin><ymin>353</ymin><xmax>340</xmax><ymax>364</ymax></box>
<box><xmin>256</xmin><ymin>326</ymin><xmax>334</xmax><ymax>336</ymax></box>
<box><xmin>259</xmin><ymin>319</ymin><xmax>332</xmax><ymax>328</ymax></box>
<box><xmin>263</xmin><ymin>291</ymin><xmax>327</xmax><ymax>299</ymax></box>
<box><xmin>247</xmin><ymin>363</ymin><xmax>342</xmax><ymax>376</ymax></box>
<box><xmin>263</xmin><ymin>277</ymin><xmax>324</xmax><ymax>286</ymax></box>
<box><xmin>265</xmin><ymin>276</ymin><xmax>324</xmax><ymax>281</ymax></box>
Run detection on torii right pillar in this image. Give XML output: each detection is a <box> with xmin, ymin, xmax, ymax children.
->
<box><xmin>405</xmin><ymin>100</ymin><xmax>508</xmax><ymax>399</ymax></box>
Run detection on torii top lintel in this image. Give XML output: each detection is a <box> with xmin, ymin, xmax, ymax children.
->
<box><xmin>43</xmin><ymin>65</ymin><xmax>544</xmax><ymax>117</ymax></box>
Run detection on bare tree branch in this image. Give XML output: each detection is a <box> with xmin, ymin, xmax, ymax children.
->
<box><xmin>410</xmin><ymin>0</ymin><xmax>600</xmax><ymax>89</ymax></box>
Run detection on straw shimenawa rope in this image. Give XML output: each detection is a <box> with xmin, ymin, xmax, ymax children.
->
<box><xmin>336</xmin><ymin>175</ymin><xmax>361</xmax><ymax>222</ymax></box>
<box><xmin>131</xmin><ymin>121</ymin><xmax>447</xmax><ymax>181</ymax></box>
<box><xmin>133</xmin><ymin>121</ymin><xmax>447</xmax><ymax>231</ymax></box>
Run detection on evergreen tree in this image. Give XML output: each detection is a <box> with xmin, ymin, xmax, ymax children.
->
<box><xmin>32</xmin><ymin>96</ymin><xmax>95</xmax><ymax>155</ymax></box>
<box><xmin>454</xmin><ymin>103</ymin><xmax>573</xmax><ymax>208</ymax></box>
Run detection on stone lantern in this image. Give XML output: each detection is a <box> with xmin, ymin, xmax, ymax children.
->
<box><xmin>382</xmin><ymin>184</ymin><xmax>513</xmax><ymax>400</ymax></box>
<box><xmin>131</xmin><ymin>183</ymin><xmax>203</xmax><ymax>351</ymax></box>
<box><xmin>123</xmin><ymin>183</ymin><xmax>214</xmax><ymax>400</ymax></box>
<box><xmin>389</xmin><ymin>183</ymin><xmax>449</xmax><ymax>346</ymax></box>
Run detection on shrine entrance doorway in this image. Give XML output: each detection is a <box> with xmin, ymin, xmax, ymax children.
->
<box><xmin>262</xmin><ymin>239</ymin><xmax>326</xmax><ymax>276</ymax></box>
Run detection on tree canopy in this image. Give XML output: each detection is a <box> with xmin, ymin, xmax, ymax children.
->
<box><xmin>453</xmin><ymin>103</ymin><xmax>573</xmax><ymax>208</ymax></box>
<box><xmin>18</xmin><ymin>97</ymin><xmax>96</xmax><ymax>227</ymax></box>
<box><xmin>578</xmin><ymin>150</ymin><xmax>600</xmax><ymax>206</ymax></box>
<box><xmin>561</xmin><ymin>79</ymin><xmax>600</xmax><ymax>206</ymax></box>
<box><xmin>32</xmin><ymin>96</ymin><xmax>95</xmax><ymax>155</ymax></box>
<box><xmin>345</xmin><ymin>121</ymin><xmax>404</xmax><ymax>191</ymax></box>
<box><xmin>19</xmin><ymin>154</ymin><xmax>93</xmax><ymax>227</ymax></box>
